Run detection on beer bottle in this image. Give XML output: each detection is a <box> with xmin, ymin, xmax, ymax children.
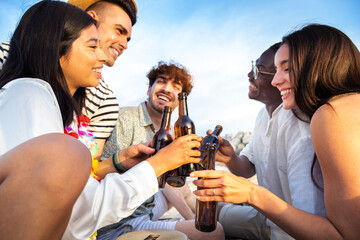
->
<box><xmin>198</xmin><ymin>125</ymin><xmax>223</xmax><ymax>170</ymax></box>
<box><xmin>166</xmin><ymin>92</ymin><xmax>194</xmax><ymax>187</ymax></box>
<box><xmin>151</xmin><ymin>106</ymin><xmax>173</xmax><ymax>188</ymax></box>
<box><xmin>174</xmin><ymin>92</ymin><xmax>197</xmax><ymax>174</ymax></box>
<box><xmin>195</xmin><ymin>143</ymin><xmax>217</xmax><ymax>232</ymax></box>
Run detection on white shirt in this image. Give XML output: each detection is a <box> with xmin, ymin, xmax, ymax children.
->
<box><xmin>241</xmin><ymin>104</ymin><xmax>326</xmax><ymax>240</ymax></box>
<box><xmin>0</xmin><ymin>78</ymin><xmax>159</xmax><ymax>240</ymax></box>
<box><xmin>0</xmin><ymin>78</ymin><xmax>63</xmax><ymax>152</ymax></box>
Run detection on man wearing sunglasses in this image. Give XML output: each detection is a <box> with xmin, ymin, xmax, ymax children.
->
<box><xmin>214</xmin><ymin>43</ymin><xmax>325</xmax><ymax>240</ymax></box>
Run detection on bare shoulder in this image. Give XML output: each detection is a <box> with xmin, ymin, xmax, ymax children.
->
<box><xmin>310</xmin><ymin>94</ymin><xmax>360</xmax><ymax>182</ymax></box>
<box><xmin>311</xmin><ymin>94</ymin><xmax>360</xmax><ymax>135</ymax></box>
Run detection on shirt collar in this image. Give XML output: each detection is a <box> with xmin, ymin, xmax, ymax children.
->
<box><xmin>138</xmin><ymin>101</ymin><xmax>155</xmax><ymax>131</ymax></box>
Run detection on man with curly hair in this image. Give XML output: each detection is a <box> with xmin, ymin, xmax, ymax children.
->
<box><xmin>99</xmin><ymin>61</ymin><xmax>225</xmax><ymax>240</ymax></box>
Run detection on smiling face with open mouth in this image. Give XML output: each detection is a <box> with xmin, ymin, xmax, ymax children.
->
<box><xmin>147</xmin><ymin>74</ymin><xmax>183</xmax><ymax>114</ymax></box>
<box><xmin>91</xmin><ymin>3</ymin><xmax>132</xmax><ymax>67</ymax></box>
<box><xmin>272</xmin><ymin>44</ymin><xmax>298</xmax><ymax>110</ymax></box>
<box><xmin>60</xmin><ymin>25</ymin><xmax>106</xmax><ymax>95</ymax></box>
<box><xmin>247</xmin><ymin>47</ymin><xmax>280</xmax><ymax>106</ymax></box>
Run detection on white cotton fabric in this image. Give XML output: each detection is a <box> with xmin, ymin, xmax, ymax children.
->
<box><xmin>0</xmin><ymin>78</ymin><xmax>159</xmax><ymax>240</ymax></box>
<box><xmin>0</xmin><ymin>78</ymin><xmax>63</xmax><ymax>152</ymax></box>
<box><xmin>240</xmin><ymin>104</ymin><xmax>326</xmax><ymax>239</ymax></box>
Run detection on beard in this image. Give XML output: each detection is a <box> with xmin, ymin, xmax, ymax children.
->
<box><xmin>148</xmin><ymin>97</ymin><xmax>165</xmax><ymax>114</ymax></box>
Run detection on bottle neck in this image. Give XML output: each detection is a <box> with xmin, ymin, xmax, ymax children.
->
<box><xmin>160</xmin><ymin>108</ymin><xmax>172</xmax><ymax>131</ymax></box>
<box><xmin>207</xmin><ymin>145</ymin><xmax>216</xmax><ymax>170</ymax></box>
<box><xmin>212</xmin><ymin>126</ymin><xmax>222</xmax><ymax>136</ymax></box>
<box><xmin>178</xmin><ymin>98</ymin><xmax>188</xmax><ymax>116</ymax></box>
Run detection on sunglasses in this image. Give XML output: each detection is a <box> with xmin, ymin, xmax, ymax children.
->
<box><xmin>251</xmin><ymin>60</ymin><xmax>275</xmax><ymax>80</ymax></box>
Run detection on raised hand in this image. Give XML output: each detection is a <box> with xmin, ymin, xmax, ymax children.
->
<box><xmin>215</xmin><ymin>136</ymin><xmax>237</xmax><ymax>164</ymax></box>
<box><xmin>206</xmin><ymin>129</ymin><xmax>235</xmax><ymax>164</ymax></box>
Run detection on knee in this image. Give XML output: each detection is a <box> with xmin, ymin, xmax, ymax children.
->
<box><xmin>0</xmin><ymin>133</ymin><xmax>92</xmax><ymax>207</ymax></box>
<box><xmin>41</xmin><ymin>133</ymin><xmax>92</xmax><ymax>182</ymax></box>
<box><xmin>21</xmin><ymin>133</ymin><xmax>91</xmax><ymax>194</ymax></box>
<box><xmin>52</xmin><ymin>134</ymin><xmax>92</xmax><ymax>173</ymax></box>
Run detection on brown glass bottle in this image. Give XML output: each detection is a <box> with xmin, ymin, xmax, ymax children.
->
<box><xmin>198</xmin><ymin>125</ymin><xmax>222</xmax><ymax>170</ymax></box>
<box><xmin>151</xmin><ymin>106</ymin><xmax>173</xmax><ymax>188</ymax></box>
<box><xmin>195</xmin><ymin>143</ymin><xmax>217</xmax><ymax>232</ymax></box>
<box><xmin>174</xmin><ymin>92</ymin><xmax>196</xmax><ymax>175</ymax></box>
<box><xmin>166</xmin><ymin>92</ymin><xmax>194</xmax><ymax>187</ymax></box>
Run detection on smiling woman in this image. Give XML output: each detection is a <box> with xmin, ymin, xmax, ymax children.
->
<box><xmin>0</xmin><ymin>1</ymin><xmax>100</xmax><ymax>239</ymax></box>
<box><xmin>60</xmin><ymin>25</ymin><xmax>106</xmax><ymax>95</ymax></box>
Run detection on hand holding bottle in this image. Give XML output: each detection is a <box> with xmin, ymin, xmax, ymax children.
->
<box><xmin>174</xmin><ymin>92</ymin><xmax>197</xmax><ymax>174</ymax></box>
<box><xmin>195</xmin><ymin>144</ymin><xmax>218</xmax><ymax>232</ymax></box>
<box><xmin>147</xmin><ymin>134</ymin><xmax>202</xmax><ymax>178</ymax></box>
<box><xmin>198</xmin><ymin>125</ymin><xmax>223</xmax><ymax>169</ymax></box>
<box><xmin>214</xmin><ymin>137</ymin><xmax>237</xmax><ymax>165</ymax></box>
<box><xmin>206</xmin><ymin>129</ymin><xmax>236</xmax><ymax>165</ymax></box>
<box><xmin>191</xmin><ymin>170</ymin><xmax>258</xmax><ymax>204</ymax></box>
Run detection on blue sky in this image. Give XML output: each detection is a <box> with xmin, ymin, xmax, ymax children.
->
<box><xmin>1</xmin><ymin>0</ymin><xmax>360</xmax><ymax>136</ymax></box>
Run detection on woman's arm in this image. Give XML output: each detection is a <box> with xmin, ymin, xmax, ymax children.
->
<box><xmin>191</xmin><ymin>170</ymin><xmax>342</xmax><ymax>239</ymax></box>
<box><xmin>192</xmin><ymin>98</ymin><xmax>360</xmax><ymax>239</ymax></box>
<box><xmin>311</xmin><ymin>97</ymin><xmax>360</xmax><ymax>239</ymax></box>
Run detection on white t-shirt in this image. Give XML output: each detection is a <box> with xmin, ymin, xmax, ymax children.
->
<box><xmin>241</xmin><ymin>104</ymin><xmax>326</xmax><ymax>240</ymax></box>
<box><xmin>0</xmin><ymin>78</ymin><xmax>159</xmax><ymax>240</ymax></box>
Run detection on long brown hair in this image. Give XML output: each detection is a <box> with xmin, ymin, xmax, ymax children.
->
<box><xmin>283</xmin><ymin>24</ymin><xmax>360</xmax><ymax>119</ymax></box>
<box><xmin>282</xmin><ymin>24</ymin><xmax>360</xmax><ymax>187</ymax></box>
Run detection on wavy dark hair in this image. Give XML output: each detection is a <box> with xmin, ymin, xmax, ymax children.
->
<box><xmin>0</xmin><ymin>0</ymin><xmax>96</xmax><ymax>127</ymax></box>
<box><xmin>282</xmin><ymin>23</ymin><xmax>360</xmax><ymax>187</ymax></box>
<box><xmin>147</xmin><ymin>61</ymin><xmax>194</xmax><ymax>95</ymax></box>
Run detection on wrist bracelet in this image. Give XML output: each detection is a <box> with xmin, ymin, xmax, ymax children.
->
<box><xmin>112</xmin><ymin>151</ymin><xmax>127</xmax><ymax>173</ymax></box>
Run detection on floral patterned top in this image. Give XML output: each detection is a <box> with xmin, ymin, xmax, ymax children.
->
<box><xmin>64</xmin><ymin>114</ymin><xmax>101</xmax><ymax>182</ymax></box>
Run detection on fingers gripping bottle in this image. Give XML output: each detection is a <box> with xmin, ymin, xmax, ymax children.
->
<box><xmin>198</xmin><ymin>125</ymin><xmax>223</xmax><ymax>170</ymax></box>
<box><xmin>166</xmin><ymin>92</ymin><xmax>195</xmax><ymax>187</ymax></box>
<box><xmin>195</xmin><ymin>143</ymin><xmax>218</xmax><ymax>232</ymax></box>
<box><xmin>151</xmin><ymin>106</ymin><xmax>173</xmax><ymax>188</ymax></box>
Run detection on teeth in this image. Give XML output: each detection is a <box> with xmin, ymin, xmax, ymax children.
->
<box><xmin>112</xmin><ymin>48</ymin><xmax>119</xmax><ymax>57</ymax></box>
<box><xmin>92</xmin><ymin>68</ymin><xmax>102</xmax><ymax>73</ymax></box>
<box><xmin>281</xmin><ymin>89</ymin><xmax>293</xmax><ymax>96</ymax></box>
<box><xmin>158</xmin><ymin>96</ymin><xmax>169</xmax><ymax>102</ymax></box>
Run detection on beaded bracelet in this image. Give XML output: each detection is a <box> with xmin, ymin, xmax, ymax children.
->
<box><xmin>112</xmin><ymin>151</ymin><xmax>127</xmax><ymax>173</ymax></box>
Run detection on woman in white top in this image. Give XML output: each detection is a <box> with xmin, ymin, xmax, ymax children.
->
<box><xmin>0</xmin><ymin>1</ymin><xmax>201</xmax><ymax>239</ymax></box>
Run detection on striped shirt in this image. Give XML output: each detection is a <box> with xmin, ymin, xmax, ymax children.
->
<box><xmin>0</xmin><ymin>42</ymin><xmax>10</xmax><ymax>69</ymax></box>
<box><xmin>83</xmin><ymin>79</ymin><xmax>119</xmax><ymax>139</ymax></box>
<box><xmin>0</xmin><ymin>41</ymin><xmax>119</xmax><ymax>139</ymax></box>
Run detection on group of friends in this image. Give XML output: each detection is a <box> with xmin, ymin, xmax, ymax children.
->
<box><xmin>0</xmin><ymin>0</ymin><xmax>359</xmax><ymax>240</ymax></box>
